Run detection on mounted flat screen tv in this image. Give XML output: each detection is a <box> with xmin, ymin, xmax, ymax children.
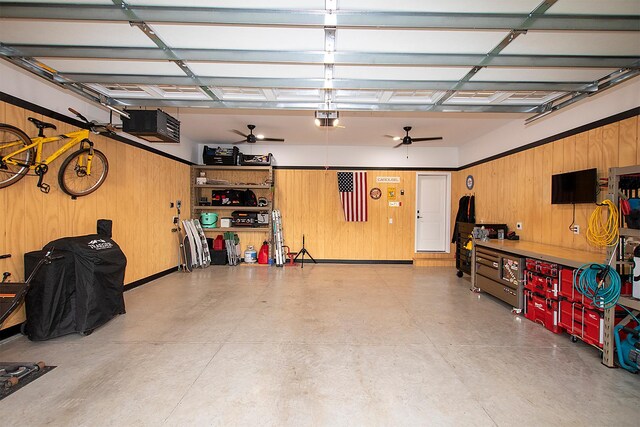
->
<box><xmin>551</xmin><ymin>168</ymin><xmax>597</xmax><ymax>204</ymax></box>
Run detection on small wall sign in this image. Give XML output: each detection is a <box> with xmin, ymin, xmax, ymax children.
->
<box><xmin>389</xmin><ymin>201</ymin><xmax>401</xmax><ymax>207</ymax></box>
<box><xmin>466</xmin><ymin>175</ymin><xmax>475</xmax><ymax>190</ymax></box>
<box><xmin>388</xmin><ymin>187</ymin><xmax>397</xmax><ymax>201</ymax></box>
<box><xmin>376</xmin><ymin>176</ymin><xmax>400</xmax><ymax>183</ymax></box>
<box><xmin>370</xmin><ymin>187</ymin><xmax>382</xmax><ymax>200</ymax></box>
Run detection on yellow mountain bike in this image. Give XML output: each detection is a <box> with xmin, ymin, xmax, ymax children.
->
<box><xmin>0</xmin><ymin>108</ymin><xmax>109</xmax><ymax>198</ymax></box>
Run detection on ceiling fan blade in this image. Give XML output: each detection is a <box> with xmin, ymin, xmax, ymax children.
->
<box><xmin>261</xmin><ymin>137</ymin><xmax>285</xmax><ymax>142</ymax></box>
<box><xmin>411</xmin><ymin>137</ymin><xmax>443</xmax><ymax>142</ymax></box>
<box><xmin>231</xmin><ymin>129</ymin><xmax>248</xmax><ymax>138</ymax></box>
<box><xmin>232</xmin><ymin>140</ymin><xmax>247</xmax><ymax>144</ymax></box>
<box><xmin>384</xmin><ymin>134</ymin><xmax>400</xmax><ymax>140</ymax></box>
<box><xmin>393</xmin><ymin>142</ymin><xmax>405</xmax><ymax>148</ymax></box>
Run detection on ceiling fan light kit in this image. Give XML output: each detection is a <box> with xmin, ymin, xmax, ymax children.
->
<box><xmin>387</xmin><ymin>126</ymin><xmax>444</xmax><ymax>148</ymax></box>
<box><xmin>232</xmin><ymin>124</ymin><xmax>284</xmax><ymax>144</ymax></box>
<box><xmin>314</xmin><ymin>111</ymin><xmax>340</xmax><ymax>127</ymax></box>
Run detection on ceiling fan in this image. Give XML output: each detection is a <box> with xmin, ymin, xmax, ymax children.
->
<box><xmin>385</xmin><ymin>126</ymin><xmax>443</xmax><ymax>148</ymax></box>
<box><xmin>231</xmin><ymin>124</ymin><xmax>285</xmax><ymax>144</ymax></box>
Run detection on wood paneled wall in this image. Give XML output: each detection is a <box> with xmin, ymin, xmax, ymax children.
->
<box><xmin>1</xmin><ymin>102</ymin><xmax>190</xmax><ymax>329</ymax></box>
<box><xmin>274</xmin><ymin>169</ymin><xmax>457</xmax><ymax>261</ymax></box>
<box><xmin>455</xmin><ymin>115</ymin><xmax>639</xmax><ymax>253</ymax></box>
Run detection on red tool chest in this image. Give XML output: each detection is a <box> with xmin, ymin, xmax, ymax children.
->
<box><xmin>525</xmin><ymin>271</ymin><xmax>559</xmax><ymax>299</ymax></box>
<box><xmin>558</xmin><ymin>300</ymin><xmax>604</xmax><ymax>348</ymax></box>
<box><xmin>558</xmin><ymin>268</ymin><xmax>605</xmax><ymax>310</ymax></box>
<box><xmin>524</xmin><ymin>290</ymin><xmax>562</xmax><ymax>334</ymax></box>
<box><xmin>524</xmin><ymin>258</ymin><xmax>559</xmax><ymax>299</ymax></box>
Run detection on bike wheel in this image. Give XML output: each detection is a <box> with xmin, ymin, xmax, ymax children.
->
<box><xmin>58</xmin><ymin>148</ymin><xmax>109</xmax><ymax>197</ymax></box>
<box><xmin>0</xmin><ymin>124</ymin><xmax>34</xmax><ymax>189</ymax></box>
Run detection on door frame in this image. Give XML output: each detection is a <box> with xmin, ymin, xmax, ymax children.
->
<box><xmin>415</xmin><ymin>172</ymin><xmax>452</xmax><ymax>253</ymax></box>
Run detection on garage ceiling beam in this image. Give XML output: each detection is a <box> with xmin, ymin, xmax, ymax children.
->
<box><xmin>1</xmin><ymin>4</ymin><xmax>638</xmax><ymax>31</ymax></box>
<box><xmin>111</xmin><ymin>0</ymin><xmax>220</xmax><ymax>102</ymax></box>
<box><xmin>114</xmin><ymin>98</ymin><xmax>539</xmax><ymax>113</ymax></box>
<box><xmin>6</xmin><ymin>45</ymin><xmax>638</xmax><ymax>69</ymax></box>
<box><xmin>66</xmin><ymin>73</ymin><xmax>596</xmax><ymax>92</ymax></box>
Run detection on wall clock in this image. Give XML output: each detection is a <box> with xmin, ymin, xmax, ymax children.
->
<box><xmin>370</xmin><ymin>187</ymin><xmax>382</xmax><ymax>199</ymax></box>
<box><xmin>466</xmin><ymin>175</ymin><xmax>474</xmax><ymax>190</ymax></box>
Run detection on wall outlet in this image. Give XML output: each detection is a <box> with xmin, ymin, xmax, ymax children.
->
<box><xmin>572</xmin><ymin>225</ymin><xmax>580</xmax><ymax>234</ymax></box>
<box><xmin>389</xmin><ymin>218</ymin><xmax>393</xmax><ymax>224</ymax></box>
<box><xmin>516</xmin><ymin>222</ymin><xmax>523</xmax><ymax>230</ymax></box>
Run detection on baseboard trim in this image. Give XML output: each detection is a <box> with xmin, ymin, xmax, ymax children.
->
<box><xmin>293</xmin><ymin>259</ymin><xmax>413</xmax><ymax>265</ymax></box>
<box><xmin>413</xmin><ymin>259</ymin><xmax>456</xmax><ymax>267</ymax></box>
<box><xmin>0</xmin><ymin>324</ymin><xmax>22</xmax><ymax>342</ymax></box>
<box><xmin>124</xmin><ymin>267</ymin><xmax>177</xmax><ymax>292</ymax></box>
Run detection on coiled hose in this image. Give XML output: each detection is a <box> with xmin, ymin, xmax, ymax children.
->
<box><xmin>574</xmin><ymin>263</ymin><xmax>621</xmax><ymax>310</ymax></box>
<box><xmin>587</xmin><ymin>200</ymin><xmax>618</xmax><ymax>247</ymax></box>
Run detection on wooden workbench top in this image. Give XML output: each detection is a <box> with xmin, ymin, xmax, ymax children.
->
<box><xmin>475</xmin><ymin>239</ymin><xmax>605</xmax><ymax>269</ymax></box>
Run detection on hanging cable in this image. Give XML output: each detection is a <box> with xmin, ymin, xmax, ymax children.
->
<box><xmin>574</xmin><ymin>261</ymin><xmax>621</xmax><ymax>311</ymax></box>
<box><xmin>587</xmin><ymin>199</ymin><xmax>619</xmax><ymax>247</ymax></box>
<box><xmin>574</xmin><ymin>244</ymin><xmax>621</xmax><ymax>310</ymax></box>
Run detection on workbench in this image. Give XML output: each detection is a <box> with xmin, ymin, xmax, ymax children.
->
<box><xmin>472</xmin><ymin>238</ymin><xmax>640</xmax><ymax>369</ymax></box>
<box><xmin>474</xmin><ymin>239</ymin><xmax>604</xmax><ymax>270</ymax></box>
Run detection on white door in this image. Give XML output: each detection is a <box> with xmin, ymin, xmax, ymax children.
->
<box><xmin>415</xmin><ymin>174</ymin><xmax>450</xmax><ymax>252</ymax></box>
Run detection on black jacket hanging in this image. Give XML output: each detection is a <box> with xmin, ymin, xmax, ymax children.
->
<box><xmin>452</xmin><ymin>195</ymin><xmax>470</xmax><ymax>243</ymax></box>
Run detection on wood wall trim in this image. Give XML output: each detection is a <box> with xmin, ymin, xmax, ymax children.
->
<box><xmin>460</xmin><ymin>107</ymin><xmax>640</xmax><ymax>171</ymax></box>
<box><xmin>0</xmin><ymin>92</ymin><xmax>194</xmax><ymax>166</ymax></box>
<box><xmin>274</xmin><ymin>166</ymin><xmax>457</xmax><ymax>171</ymax></box>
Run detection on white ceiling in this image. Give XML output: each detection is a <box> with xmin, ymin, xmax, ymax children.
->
<box><xmin>165</xmin><ymin>108</ymin><xmax>526</xmax><ymax>147</ymax></box>
<box><xmin>0</xmin><ymin>0</ymin><xmax>638</xmax><ymax>148</ymax></box>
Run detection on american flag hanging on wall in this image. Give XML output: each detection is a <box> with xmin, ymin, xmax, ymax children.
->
<box><xmin>337</xmin><ymin>171</ymin><xmax>368</xmax><ymax>222</ymax></box>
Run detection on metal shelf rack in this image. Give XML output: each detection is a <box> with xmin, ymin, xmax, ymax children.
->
<box><xmin>603</xmin><ymin>165</ymin><xmax>640</xmax><ymax>368</ymax></box>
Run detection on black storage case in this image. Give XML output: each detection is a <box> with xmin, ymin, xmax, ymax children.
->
<box><xmin>203</xmin><ymin>146</ymin><xmax>240</xmax><ymax>165</ymax></box>
<box><xmin>211</xmin><ymin>249</ymin><xmax>228</xmax><ymax>265</ymax></box>
<box><xmin>23</xmin><ymin>234</ymin><xmax>127</xmax><ymax>341</ymax></box>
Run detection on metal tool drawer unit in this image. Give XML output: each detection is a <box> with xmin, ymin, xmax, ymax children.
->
<box><xmin>475</xmin><ymin>246</ymin><xmax>525</xmax><ymax>310</ymax></box>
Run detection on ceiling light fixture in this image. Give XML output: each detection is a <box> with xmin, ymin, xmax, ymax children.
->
<box><xmin>315</xmin><ymin>110</ymin><xmax>339</xmax><ymax>127</ymax></box>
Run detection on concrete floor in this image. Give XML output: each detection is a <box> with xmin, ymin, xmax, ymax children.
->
<box><xmin>0</xmin><ymin>265</ymin><xmax>638</xmax><ymax>426</ymax></box>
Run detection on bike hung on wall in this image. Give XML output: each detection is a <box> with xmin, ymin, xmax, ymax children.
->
<box><xmin>0</xmin><ymin>108</ymin><xmax>111</xmax><ymax>198</ymax></box>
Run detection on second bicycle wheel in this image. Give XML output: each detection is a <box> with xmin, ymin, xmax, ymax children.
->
<box><xmin>0</xmin><ymin>124</ymin><xmax>34</xmax><ymax>189</ymax></box>
<box><xmin>58</xmin><ymin>148</ymin><xmax>109</xmax><ymax>197</ymax></box>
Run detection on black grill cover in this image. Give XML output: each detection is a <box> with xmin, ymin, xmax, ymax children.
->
<box><xmin>24</xmin><ymin>234</ymin><xmax>127</xmax><ymax>341</ymax></box>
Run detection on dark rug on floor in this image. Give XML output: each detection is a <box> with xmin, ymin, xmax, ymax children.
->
<box><xmin>0</xmin><ymin>363</ymin><xmax>56</xmax><ymax>401</ymax></box>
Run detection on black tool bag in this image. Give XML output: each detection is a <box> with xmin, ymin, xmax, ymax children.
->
<box><xmin>24</xmin><ymin>234</ymin><xmax>127</xmax><ymax>340</ymax></box>
<box><xmin>212</xmin><ymin>189</ymin><xmax>244</xmax><ymax>206</ymax></box>
<box><xmin>243</xmin><ymin>190</ymin><xmax>258</xmax><ymax>207</ymax></box>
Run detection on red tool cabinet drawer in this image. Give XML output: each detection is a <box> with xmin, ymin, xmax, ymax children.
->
<box><xmin>524</xmin><ymin>271</ymin><xmax>558</xmax><ymax>299</ymax></box>
<box><xmin>558</xmin><ymin>300</ymin><xmax>604</xmax><ymax>348</ymax></box>
<box><xmin>524</xmin><ymin>291</ymin><xmax>562</xmax><ymax>334</ymax></box>
<box><xmin>559</xmin><ymin>268</ymin><xmax>602</xmax><ymax>310</ymax></box>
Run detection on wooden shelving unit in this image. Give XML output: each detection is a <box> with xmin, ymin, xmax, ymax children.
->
<box><xmin>202</xmin><ymin>227</ymin><xmax>271</xmax><ymax>233</ymax></box>
<box><xmin>193</xmin><ymin>205</ymin><xmax>269</xmax><ymax>212</ymax></box>
<box><xmin>194</xmin><ymin>184</ymin><xmax>271</xmax><ymax>189</ymax></box>
<box><xmin>190</xmin><ymin>163</ymin><xmax>274</xmax><ymax>254</ymax></box>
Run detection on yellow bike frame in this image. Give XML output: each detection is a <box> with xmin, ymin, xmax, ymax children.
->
<box><xmin>1</xmin><ymin>129</ymin><xmax>94</xmax><ymax>174</ymax></box>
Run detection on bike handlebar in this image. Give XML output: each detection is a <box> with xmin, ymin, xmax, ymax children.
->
<box><xmin>68</xmin><ymin>107</ymin><xmax>89</xmax><ymax>124</ymax></box>
<box><xmin>68</xmin><ymin>107</ymin><xmax>117</xmax><ymax>135</ymax></box>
